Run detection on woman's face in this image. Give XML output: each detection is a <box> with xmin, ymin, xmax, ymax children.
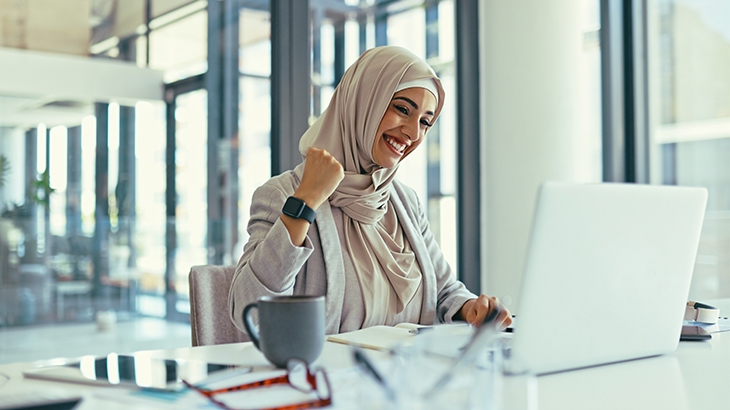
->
<box><xmin>371</xmin><ymin>87</ymin><xmax>437</xmax><ymax>169</ymax></box>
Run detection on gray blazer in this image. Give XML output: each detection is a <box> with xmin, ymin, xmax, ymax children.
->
<box><xmin>228</xmin><ymin>170</ymin><xmax>476</xmax><ymax>335</ymax></box>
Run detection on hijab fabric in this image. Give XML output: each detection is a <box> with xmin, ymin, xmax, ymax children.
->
<box><xmin>296</xmin><ymin>46</ymin><xmax>446</xmax><ymax>326</ymax></box>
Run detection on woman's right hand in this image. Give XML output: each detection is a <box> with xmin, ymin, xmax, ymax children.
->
<box><xmin>293</xmin><ymin>147</ymin><xmax>345</xmax><ymax>210</ymax></box>
<box><xmin>282</xmin><ymin>148</ymin><xmax>343</xmax><ymax>246</ymax></box>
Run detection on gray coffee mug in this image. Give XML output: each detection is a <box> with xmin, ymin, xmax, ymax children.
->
<box><xmin>242</xmin><ymin>295</ymin><xmax>325</xmax><ymax>368</ymax></box>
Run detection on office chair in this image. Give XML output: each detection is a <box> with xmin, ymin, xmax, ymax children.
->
<box><xmin>188</xmin><ymin>265</ymin><xmax>250</xmax><ymax>346</ymax></box>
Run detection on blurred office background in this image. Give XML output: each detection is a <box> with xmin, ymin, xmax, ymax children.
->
<box><xmin>0</xmin><ymin>0</ymin><xmax>727</xmax><ymax>361</ymax></box>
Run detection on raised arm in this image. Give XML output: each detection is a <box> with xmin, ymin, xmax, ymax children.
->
<box><xmin>228</xmin><ymin>148</ymin><xmax>343</xmax><ymax>332</ymax></box>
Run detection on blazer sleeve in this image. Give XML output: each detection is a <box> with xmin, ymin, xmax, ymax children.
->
<box><xmin>228</xmin><ymin>181</ymin><xmax>314</xmax><ymax>331</ymax></box>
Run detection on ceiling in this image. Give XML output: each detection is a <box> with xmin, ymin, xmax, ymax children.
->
<box><xmin>0</xmin><ymin>94</ymin><xmax>94</xmax><ymax>129</ymax></box>
<box><xmin>0</xmin><ymin>47</ymin><xmax>164</xmax><ymax>130</ymax></box>
<box><xmin>0</xmin><ymin>0</ymin><xmax>272</xmax><ymax>130</ymax></box>
<box><xmin>0</xmin><ymin>0</ymin><xmax>191</xmax><ymax>130</ymax></box>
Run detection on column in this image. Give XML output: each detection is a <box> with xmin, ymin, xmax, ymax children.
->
<box><xmin>480</xmin><ymin>1</ymin><xmax>587</xmax><ymax>308</ymax></box>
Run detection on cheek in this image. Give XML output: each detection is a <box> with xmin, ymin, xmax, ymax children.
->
<box><xmin>371</xmin><ymin>130</ymin><xmax>385</xmax><ymax>161</ymax></box>
<box><xmin>373</xmin><ymin>127</ymin><xmax>385</xmax><ymax>147</ymax></box>
<box><xmin>378</xmin><ymin>111</ymin><xmax>398</xmax><ymax>131</ymax></box>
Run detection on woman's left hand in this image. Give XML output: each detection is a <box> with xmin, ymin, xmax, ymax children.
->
<box><xmin>459</xmin><ymin>294</ymin><xmax>512</xmax><ymax>329</ymax></box>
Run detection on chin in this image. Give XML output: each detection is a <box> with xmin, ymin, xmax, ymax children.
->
<box><xmin>379</xmin><ymin>157</ymin><xmax>400</xmax><ymax>169</ymax></box>
<box><xmin>374</xmin><ymin>145</ymin><xmax>407</xmax><ymax>169</ymax></box>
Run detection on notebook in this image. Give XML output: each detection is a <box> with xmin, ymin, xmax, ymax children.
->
<box><xmin>506</xmin><ymin>181</ymin><xmax>708</xmax><ymax>375</ymax></box>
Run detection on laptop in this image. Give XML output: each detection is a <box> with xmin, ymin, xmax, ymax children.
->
<box><xmin>506</xmin><ymin>181</ymin><xmax>708</xmax><ymax>375</ymax></box>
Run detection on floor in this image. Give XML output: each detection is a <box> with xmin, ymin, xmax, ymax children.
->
<box><xmin>0</xmin><ymin>317</ymin><xmax>192</xmax><ymax>365</ymax></box>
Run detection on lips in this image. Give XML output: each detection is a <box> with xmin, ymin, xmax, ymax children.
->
<box><xmin>383</xmin><ymin>134</ymin><xmax>407</xmax><ymax>154</ymax></box>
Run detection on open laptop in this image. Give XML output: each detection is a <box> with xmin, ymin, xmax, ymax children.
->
<box><xmin>506</xmin><ymin>181</ymin><xmax>708</xmax><ymax>375</ymax></box>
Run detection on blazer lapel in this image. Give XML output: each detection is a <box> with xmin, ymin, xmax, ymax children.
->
<box><xmin>312</xmin><ymin>200</ymin><xmax>346</xmax><ymax>333</ymax></box>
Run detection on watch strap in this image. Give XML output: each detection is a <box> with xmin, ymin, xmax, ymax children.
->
<box><xmin>282</xmin><ymin>196</ymin><xmax>316</xmax><ymax>224</ymax></box>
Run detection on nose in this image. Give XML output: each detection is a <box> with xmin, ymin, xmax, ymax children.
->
<box><xmin>401</xmin><ymin>118</ymin><xmax>421</xmax><ymax>142</ymax></box>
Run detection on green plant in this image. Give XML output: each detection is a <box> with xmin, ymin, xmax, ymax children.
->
<box><xmin>0</xmin><ymin>169</ymin><xmax>54</xmax><ymax>219</ymax></box>
<box><xmin>30</xmin><ymin>170</ymin><xmax>54</xmax><ymax>207</ymax></box>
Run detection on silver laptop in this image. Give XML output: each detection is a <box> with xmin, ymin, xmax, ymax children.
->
<box><xmin>507</xmin><ymin>181</ymin><xmax>707</xmax><ymax>375</ymax></box>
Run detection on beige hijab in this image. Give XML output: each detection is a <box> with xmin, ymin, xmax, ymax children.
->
<box><xmin>296</xmin><ymin>46</ymin><xmax>446</xmax><ymax>326</ymax></box>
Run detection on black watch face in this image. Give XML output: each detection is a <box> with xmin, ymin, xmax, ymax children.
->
<box><xmin>283</xmin><ymin>197</ymin><xmax>304</xmax><ymax>217</ymax></box>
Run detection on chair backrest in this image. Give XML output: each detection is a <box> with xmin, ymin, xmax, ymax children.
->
<box><xmin>189</xmin><ymin>265</ymin><xmax>250</xmax><ymax>346</ymax></box>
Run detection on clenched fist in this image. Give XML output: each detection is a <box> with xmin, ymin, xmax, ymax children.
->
<box><xmin>294</xmin><ymin>147</ymin><xmax>345</xmax><ymax>210</ymax></box>
<box><xmin>459</xmin><ymin>294</ymin><xmax>512</xmax><ymax>329</ymax></box>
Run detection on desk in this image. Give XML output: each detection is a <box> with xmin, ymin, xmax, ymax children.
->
<box><xmin>1</xmin><ymin>303</ymin><xmax>729</xmax><ymax>410</ymax></box>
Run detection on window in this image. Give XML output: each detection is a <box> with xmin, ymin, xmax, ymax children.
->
<box><xmin>237</xmin><ymin>6</ymin><xmax>272</xmax><ymax>256</ymax></box>
<box><xmin>647</xmin><ymin>0</ymin><xmax>730</xmax><ymax>299</ymax></box>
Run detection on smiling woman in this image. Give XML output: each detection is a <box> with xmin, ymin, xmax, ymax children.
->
<box><xmin>229</xmin><ymin>46</ymin><xmax>511</xmax><ymax>337</ymax></box>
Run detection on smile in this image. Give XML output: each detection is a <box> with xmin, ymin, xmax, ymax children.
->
<box><xmin>384</xmin><ymin>135</ymin><xmax>407</xmax><ymax>154</ymax></box>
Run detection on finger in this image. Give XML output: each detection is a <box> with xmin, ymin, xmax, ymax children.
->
<box><xmin>305</xmin><ymin>147</ymin><xmax>319</xmax><ymax>159</ymax></box>
<box><xmin>472</xmin><ymin>309</ymin><xmax>487</xmax><ymax>326</ymax></box>
<box><xmin>484</xmin><ymin>295</ymin><xmax>501</xmax><ymax>319</ymax></box>
<box><xmin>472</xmin><ymin>295</ymin><xmax>491</xmax><ymax>325</ymax></box>
<box><xmin>496</xmin><ymin>309</ymin><xmax>512</xmax><ymax>330</ymax></box>
<box><xmin>485</xmin><ymin>295</ymin><xmax>510</xmax><ymax>326</ymax></box>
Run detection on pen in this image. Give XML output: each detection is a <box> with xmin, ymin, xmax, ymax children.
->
<box><xmin>352</xmin><ymin>348</ymin><xmax>396</xmax><ymax>400</ymax></box>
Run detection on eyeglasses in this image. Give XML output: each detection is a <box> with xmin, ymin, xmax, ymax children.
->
<box><xmin>182</xmin><ymin>358</ymin><xmax>332</xmax><ymax>410</ymax></box>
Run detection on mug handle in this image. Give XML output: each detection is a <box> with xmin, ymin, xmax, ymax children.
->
<box><xmin>242</xmin><ymin>303</ymin><xmax>260</xmax><ymax>349</ymax></box>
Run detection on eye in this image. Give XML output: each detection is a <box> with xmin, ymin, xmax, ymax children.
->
<box><xmin>395</xmin><ymin>104</ymin><xmax>408</xmax><ymax>115</ymax></box>
<box><xmin>421</xmin><ymin>119</ymin><xmax>433</xmax><ymax>128</ymax></box>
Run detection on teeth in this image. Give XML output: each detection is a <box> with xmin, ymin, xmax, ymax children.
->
<box><xmin>385</xmin><ymin>135</ymin><xmax>406</xmax><ymax>152</ymax></box>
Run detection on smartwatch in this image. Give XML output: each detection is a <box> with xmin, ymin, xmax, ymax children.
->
<box><xmin>282</xmin><ymin>196</ymin><xmax>316</xmax><ymax>224</ymax></box>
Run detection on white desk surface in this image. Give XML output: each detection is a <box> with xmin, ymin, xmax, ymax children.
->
<box><xmin>1</xmin><ymin>300</ymin><xmax>729</xmax><ymax>410</ymax></box>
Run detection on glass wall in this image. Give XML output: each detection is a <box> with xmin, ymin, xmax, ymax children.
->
<box><xmin>134</xmin><ymin>6</ymin><xmax>212</xmax><ymax>319</ymax></box>
<box><xmin>237</xmin><ymin>6</ymin><xmax>272</xmax><ymax>257</ymax></box>
<box><xmin>647</xmin><ymin>0</ymin><xmax>730</xmax><ymax>299</ymax></box>
<box><xmin>133</xmin><ymin>101</ymin><xmax>168</xmax><ymax>316</ymax></box>
<box><xmin>173</xmin><ymin>90</ymin><xmax>209</xmax><ymax>305</ymax></box>
<box><xmin>148</xmin><ymin>8</ymin><xmax>208</xmax><ymax>82</ymax></box>
<box><xmin>580</xmin><ymin>0</ymin><xmax>603</xmax><ymax>181</ymax></box>
<box><xmin>0</xmin><ymin>1</ymin><xmax>213</xmax><ymax>326</ymax></box>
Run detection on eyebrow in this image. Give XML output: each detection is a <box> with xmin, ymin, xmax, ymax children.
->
<box><xmin>393</xmin><ymin>96</ymin><xmax>435</xmax><ymax>116</ymax></box>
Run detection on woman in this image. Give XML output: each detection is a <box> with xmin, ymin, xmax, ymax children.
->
<box><xmin>229</xmin><ymin>46</ymin><xmax>511</xmax><ymax>334</ymax></box>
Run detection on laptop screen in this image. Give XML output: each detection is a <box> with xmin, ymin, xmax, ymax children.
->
<box><xmin>508</xmin><ymin>182</ymin><xmax>707</xmax><ymax>375</ymax></box>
